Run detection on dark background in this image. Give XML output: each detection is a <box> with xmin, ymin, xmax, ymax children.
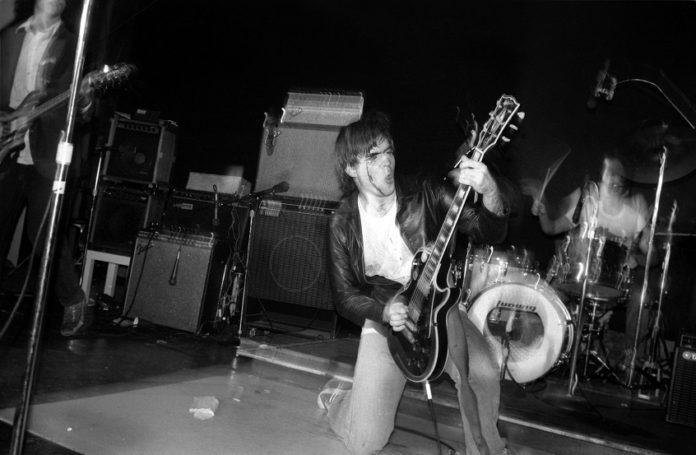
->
<box><xmin>7</xmin><ymin>0</ymin><xmax>696</xmax><ymax>335</ymax></box>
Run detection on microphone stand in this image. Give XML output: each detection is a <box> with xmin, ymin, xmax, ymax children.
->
<box><xmin>10</xmin><ymin>1</ymin><xmax>95</xmax><ymax>453</ymax></box>
<box><xmin>78</xmin><ymin>146</ymin><xmax>110</xmax><ymax>286</ymax></box>
<box><xmin>236</xmin><ymin>195</ymin><xmax>262</xmax><ymax>339</ymax></box>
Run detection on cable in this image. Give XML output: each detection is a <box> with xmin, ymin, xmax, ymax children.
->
<box><xmin>114</xmin><ymin>229</ymin><xmax>157</xmax><ymax>324</ymax></box>
<box><xmin>393</xmin><ymin>425</ymin><xmax>456</xmax><ymax>455</ymax></box>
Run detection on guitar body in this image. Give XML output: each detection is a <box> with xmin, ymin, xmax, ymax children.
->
<box><xmin>0</xmin><ymin>91</ymin><xmax>43</xmax><ymax>163</ymax></box>
<box><xmin>387</xmin><ymin>253</ymin><xmax>463</xmax><ymax>383</ymax></box>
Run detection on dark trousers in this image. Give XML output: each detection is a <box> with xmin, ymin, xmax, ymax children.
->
<box><xmin>0</xmin><ymin>160</ymin><xmax>82</xmax><ymax>307</ymax></box>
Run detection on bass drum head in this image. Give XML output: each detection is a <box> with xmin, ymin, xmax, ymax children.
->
<box><xmin>468</xmin><ymin>282</ymin><xmax>573</xmax><ymax>384</ymax></box>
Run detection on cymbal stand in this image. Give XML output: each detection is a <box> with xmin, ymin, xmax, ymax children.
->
<box><xmin>627</xmin><ymin>148</ymin><xmax>667</xmax><ymax>387</ymax></box>
<box><xmin>567</xmin><ymin>201</ymin><xmax>598</xmax><ymax>395</ymax></box>
<box><xmin>639</xmin><ymin>200</ymin><xmax>677</xmax><ymax>394</ymax></box>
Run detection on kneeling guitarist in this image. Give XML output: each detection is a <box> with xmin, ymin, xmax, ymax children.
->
<box><xmin>321</xmin><ymin>103</ymin><xmax>518</xmax><ymax>455</ymax></box>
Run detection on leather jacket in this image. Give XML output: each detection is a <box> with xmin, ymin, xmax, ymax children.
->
<box><xmin>328</xmin><ymin>174</ymin><xmax>509</xmax><ymax>327</ymax></box>
<box><xmin>1</xmin><ymin>21</ymin><xmax>77</xmax><ymax>178</ymax></box>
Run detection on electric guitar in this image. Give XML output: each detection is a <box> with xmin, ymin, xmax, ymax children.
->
<box><xmin>0</xmin><ymin>63</ymin><xmax>136</xmax><ymax>165</ymax></box>
<box><xmin>387</xmin><ymin>94</ymin><xmax>523</xmax><ymax>382</ymax></box>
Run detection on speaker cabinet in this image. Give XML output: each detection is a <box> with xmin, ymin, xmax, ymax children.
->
<box><xmin>666</xmin><ymin>345</ymin><xmax>696</xmax><ymax>428</ymax></box>
<box><xmin>103</xmin><ymin>115</ymin><xmax>177</xmax><ymax>185</ymax></box>
<box><xmin>256</xmin><ymin>124</ymin><xmax>342</xmax><ymax>202</ymax></box>
<box><xmin>124</xmin><ymin>230</ymin><xmax>226</xmax><ymax>333</ymax></box>
<box><xmin>88</xmin><ymin>183</ymin><xmax>166</xmax><ymax>255</ymax></box>
<box><xmin>246</xmin><ymin>203</ymin><xmax>334</xmax><ymax>310</ymax></box>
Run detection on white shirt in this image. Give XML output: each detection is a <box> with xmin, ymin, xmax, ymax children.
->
<box><xmin>359</xmin><ymin>198</ymin><xmax>414</xmax><ymax>286</ymax></box>
<box><xmin>565</xmin><ymin>185</ymin><xmax>649</xmax><ymax>247</ymax></box>
<box><xmin>10</xmin><ymin>18</ymin><xmax>62</xmax><ymax>164</ymax></box>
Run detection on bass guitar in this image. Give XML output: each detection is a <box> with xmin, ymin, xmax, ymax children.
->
<box><xmin>387</xmin><ymin>94</ymin><xmax>523</xmax><ymax>382</ymax></box>
<box><xmin>0</xmin><ymin>63</ymin><xmax>136</xmax><ymax>165</ymax></box>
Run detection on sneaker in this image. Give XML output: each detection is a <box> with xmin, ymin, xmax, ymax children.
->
<box><xmin>60</xmin><ymin>291</ymin><xmax>93</xmax><ymax>337</ymax></box>
<box><xmin>317</xmin><ymin>378</ymin><xmax>350</xmax><ymax>411</ymax></box>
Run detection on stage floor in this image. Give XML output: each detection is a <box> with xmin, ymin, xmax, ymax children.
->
<box><xmin>0</xmin><ymin>295</ymin><xmax>692</xmax><ymax>455</ymax></box>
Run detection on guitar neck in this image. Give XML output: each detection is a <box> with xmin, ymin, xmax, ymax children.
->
<box><xmin>415</xmin><ymin>182</ymin><xmax>473</xmax><ymax>293</ymax></box>
<box><xmin>24</xmin><ymin>90</ymin><xmax>71</xmax><ymax>122</ymax></box>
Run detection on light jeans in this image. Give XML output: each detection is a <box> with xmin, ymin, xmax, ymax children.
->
<box><xmin>327</xmin><ymin>305</ymin><xmax>506</xmax><ymax>455</ymax></box>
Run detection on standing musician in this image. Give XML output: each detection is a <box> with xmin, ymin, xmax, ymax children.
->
<box><xmin>318</xmin><ymin>111</ymin><xmax>511</xmax><ymax>455</ymax></box>
<box><xmin>0</xmin><ymin>0</ymin><xmax>93</xmax><ymax>336</ymax></box>
<box><xmin>529</xmin><ymin>153</ymin><xmax>656</xmax><ymax>373</ymax></box>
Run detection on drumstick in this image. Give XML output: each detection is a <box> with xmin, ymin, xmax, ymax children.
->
<box><xmin>537</xmin><ymin>150</ymin><xmax>570</xmax><ymax>204</ymax></box>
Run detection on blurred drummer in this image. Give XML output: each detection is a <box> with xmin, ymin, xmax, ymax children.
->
<box><xmin>527</xmin><ymin>153</ymin><xmax>656</xmax><ymax>374</ymax></box>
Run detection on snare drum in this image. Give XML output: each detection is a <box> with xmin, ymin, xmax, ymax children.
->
<box><xmin>468</xmin><ymin>280</ymin><xmax>573</xmax><ymax>383</ymax></box>
<box><xmin>547</xmin><ymin>228</ymin><xmax>631</xmax><ymax>300</ymax></box>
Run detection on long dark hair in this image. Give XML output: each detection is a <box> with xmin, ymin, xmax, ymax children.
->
<box><xmin>334</xmin><ymin>110</ymin><xmax>394</xmax><ymax>196</ymax></box>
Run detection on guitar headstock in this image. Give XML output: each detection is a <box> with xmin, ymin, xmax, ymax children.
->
<box><xmin>474</xmin><ymin>94</ymin><xmax>524</xmax><ymax>157</ymax></box>
<box><xmin>86</xmin><ymin>63</ymin><xmax>137</xmax><ymax>93</ymax></box>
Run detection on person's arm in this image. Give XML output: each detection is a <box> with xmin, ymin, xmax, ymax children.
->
<box><xmin>445</xmin><ymin>157</ymin><xmax>509</xmax><ymax>244</ymax></box>
<box><xmin>532</xmin><ymin>188</ymin><xmax>579</xmax><ymax>235</ymax></box>
<box><xmin>327</xmin><ymin>214</ymin><xmax>384</xmax><ymax>327</ymax></box>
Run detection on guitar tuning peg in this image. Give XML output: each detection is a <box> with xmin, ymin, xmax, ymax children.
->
<box><xmin>508</xmin><ymin>124</ymin><xmax>518</xmax><ymax>131</ymax></box>
<box><xmin>516</xmin><ymin>111</ymin><xmax>526</xmax><ymax>121</ymax></box>
<box><xmin>501</xmin><ymin>136</ymin><xmax>511</xmax><ymax>143</ymax></box>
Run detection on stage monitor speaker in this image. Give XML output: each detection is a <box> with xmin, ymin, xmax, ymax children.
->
<box><xmin>256</xmin><ymin>123</ymin><xmax>343</xmax><ymax>202</ymax></box>
<box><xmin>246</xmin><ymin>203</ymin><xmax>334</xmax><ymax>310</ymax></box>
<box><xmin>88</xmin><ymin>183</ymin><xmax>166</xmax><ymax>255</ymax></box>
<box><xmin>666</xmin><ymin>337</ymin><xmax>696</xmax><ymax>428</ymax></box>
<box><xmin>124</xmin><ymin>230</ymin><xmax>226</xmax><ymax>333</ymax></box>
<box><xmin>103</xmin><ymin>115</ymin><xmax>177</xmax><ymax>185</ymax></box>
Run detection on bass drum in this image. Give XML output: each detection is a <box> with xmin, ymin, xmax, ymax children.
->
<box><xmin>468</xmin><ymin>281</ymin><xmax>573</xmax><ymax>384</ymax></box>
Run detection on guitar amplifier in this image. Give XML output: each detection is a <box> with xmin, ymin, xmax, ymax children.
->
<box><xmin>256</xmin><ymin>91</ymin><xmax>363</xmax><ymax>202</ymax></box>
<box><xmin>123</xmin><ymin>230</ymin><xmax>227</xmax><ymax>333</ymax></box>
<box><xmin>666</xmin><ymin>333</ymin><xmax>696</xmax><ymax>428</ymax></box>
<box><xmin>245</xmin><ymin>197</ymin><xmax>336</xmax><ymax>311</ymax></box>
<box><xmin>103</xmin><ymin>114</ymin><xmax>178</xmax><ymax>185</ymax></box>
<box><xmin>161</xmin><ymin>189</ymin><xmax>249</xmax><ymax>238</ymax></box>
<box><xmin>89</xmin><ymin>182</ymin><xmax>167</xmax><ymax>255</ymax></box>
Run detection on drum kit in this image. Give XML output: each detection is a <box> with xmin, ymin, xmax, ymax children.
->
<box><xmin>463</xmin><ymin>123</ymin><xmax>696</xmax><ymax>393</ymax></box>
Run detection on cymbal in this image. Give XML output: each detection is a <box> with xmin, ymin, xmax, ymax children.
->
<box><xmin>616</xmin><ymin>124</ymin><xmax>696</xmax><ymax>183</ymax></box>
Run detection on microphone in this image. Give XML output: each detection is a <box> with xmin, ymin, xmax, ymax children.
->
<box><xmin>246</xmin><ymin>181</ymin><xmax>290</xmax><ymax>199</ymax></box>
<box><xmin>586</xmin><ymin>59</ymin><xmax>617</xmax><ymax>109</ymax></box>
<box><xmin>169</xmin><ymin>246</ymin><xmax>181</xmax><ymax>286</ymax></box>
<box><xmin>507</xmin><ymin>310</ymin><xmax>522</xmax><ymax>342</ymax></box>
<box><xmin>212</xmin><ymin>184</ymin><xmax>219</xmax><ymax>227</ymax></box>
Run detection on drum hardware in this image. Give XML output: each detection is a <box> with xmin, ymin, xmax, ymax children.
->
<box><xmin>567</xmin><ymin>199</ymin><xmax>601</xmax><ymax>395</ymax></box>
<box><xmin>609</xmin><ymin>74</ymin><xmax>696</xmax><ymax>387</ymax></box>
<box><xmin>626</xmin><ymin>148</ymin><xmax>668</xmax><ymax>388</ymax></box>
<box><xmin>577</xmin><ymin>299</ymin><xmax>626</xmax><ymax>385</ymax></box>
<box><xmin>635</xmin><ymin>201</ymin><xmax>678</xmax><ymax>397</ymax></box>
